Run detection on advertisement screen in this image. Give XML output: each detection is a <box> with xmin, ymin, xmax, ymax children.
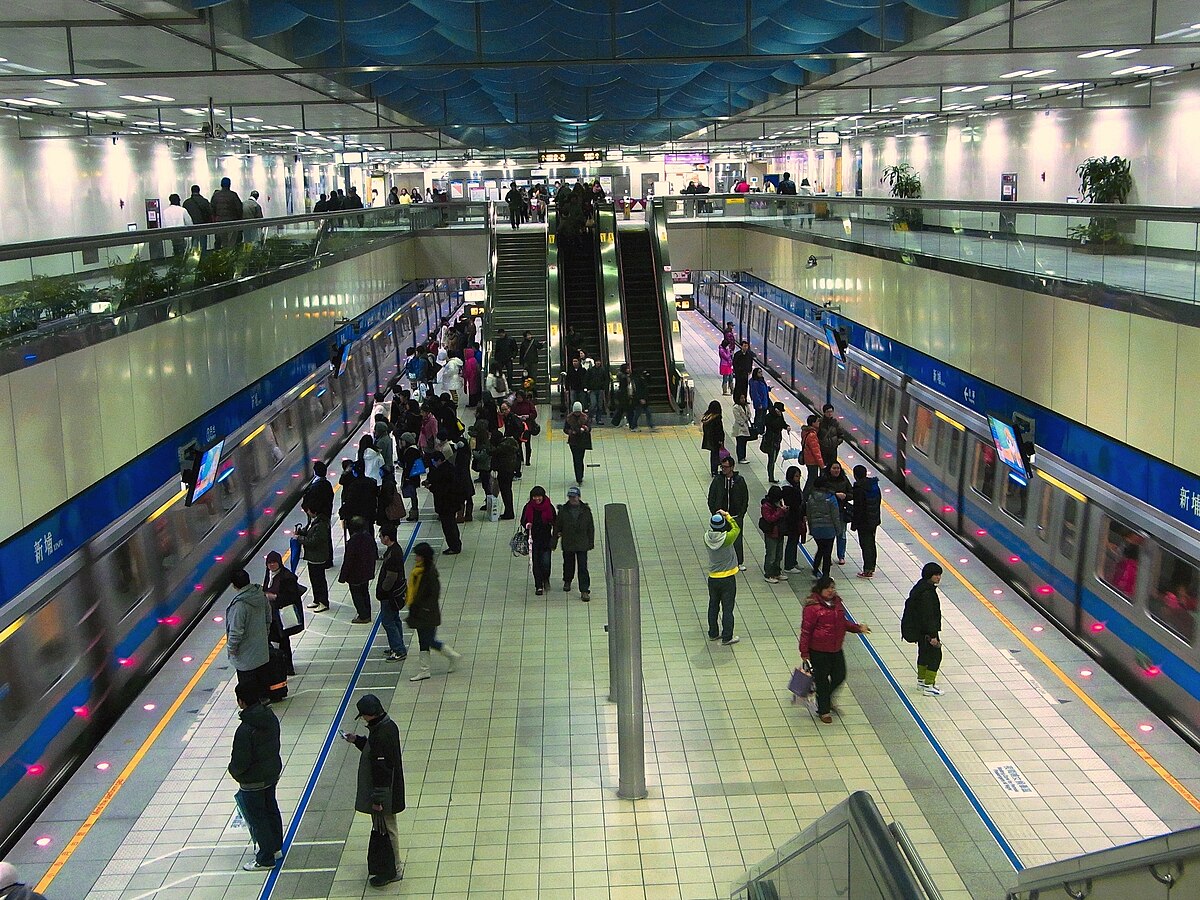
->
<box><xmin>988</xmin><ymin>416</ymin><xmax>1028</xmax><ymax>480</ymax></box>
<box><xmin>187</xmin><ymin>439</ymin><xmax>225</xmax><ymax>506</ymax></box>
<box><xmin>335</xmin><ymin>342</ymin><xmax>353</xmax><ymax>378</ymax></box>
<box><xmin>823</xmin><ymin>325</ymin><xmax>846</xmax><ymax>361</ymax></box>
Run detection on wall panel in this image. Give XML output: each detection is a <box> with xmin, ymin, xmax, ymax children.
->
<box><xmin>1085</xmin><ymin>307</ymin><xmax>1130</xmax><ymax>444</ymax></box>
<box><xmin>9</xmin><ymin>363</ymin><xmax>66</xmax><ymax>523</ymax></box>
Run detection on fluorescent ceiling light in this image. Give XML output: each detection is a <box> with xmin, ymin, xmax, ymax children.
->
<box><xmin>1</xmin><ymin>98</ymin><xmax>36</xmax><ymax>106</ymax></box>
<box><xmin>958</xmin><ymin>85</ymin><xmax>988</xmax><ymax>93</ymax></box>
<box><xmin>1111</xmin><ymin>64</ymin><xmax>1149</xmax><ymax>76</ymax></box>
<box><xmin>121</xmin><ymin>95</ymin><xmax>152</xmax><ymax>103</ymax></box>
<box><xmin>1026</xmin><ymin>69</ymin><xmax>1057</xmax><ymax>77</ymax></box>
<box><xmin>45</xmin><ymin>78</ymin><xmax>77</xmax><ymax>87</ymax></box>
<box><xmin>181</xmin><ymin>107</ymin><xmax>207</xmax><ymax>115</ymax></box>
<box><xmin>23</xmin><ymin>97</ymin><xmax>60</xmax><ymax>106</ymax></box>
<box><xmin>1142</xmin><ymin>65</ymin><xmax>1173</xmax><ymax>74</ymax></box>
<box><xmin>74</xmin><ymin>78</ymin><xmax>107</xmax><ymax>86</ymax></box>
<box><xmin>244</xmin><ymin>116</ymin><xmax>262</xmax><ymax>122</ymax></box>
<box><xmin>1106</xmin><ymin>48</ymin><xmax>1141</xmax><ymax>58</ymax></box>
<box><xmin>1077</xmin><ymin>49</ymin><xmax>1114</xmax><ymax>58</ymax></box>
<box><xmin>144</xmin><ymin>94</ymin><xmax>174</xmax><ymax>102</ymax></box>
<box><xmin>983</xmin><ymin>94</ymin><xmax>1009</xmax><ymax>102</ymax></box>
<box><xmin>1000</xmin><ymin>69</ymin><xmax>1032</xmax><ymax>78</ymax></box>
<box><xmin>95</xmin><ymin>110</ymin><xmax>126</xmax><ymax>118</ymax></box>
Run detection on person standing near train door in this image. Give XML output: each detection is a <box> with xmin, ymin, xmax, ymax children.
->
<box><xmin>902</xmin><ymin>563</ymin><xmax>945</xmax><ymax>696</ymax></box>
<box><xmin>225</xmin><ymin>569</ymin><xmax>271</xmax><ymax>701</ymax></box>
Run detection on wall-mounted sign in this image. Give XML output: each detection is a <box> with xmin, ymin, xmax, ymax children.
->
<box><xmin>1001</xmin><ymin>172</ymin><xmax>1018</xmax><ymax>202</ymax></box>
<box><xmin>538</xmin><ymin>150</ymin><xmax>603</xmax><ymax>163</ymax></box>
<box><xmin>664</xmin><ymin>152</ymin><xmax>711</xmax><ymax>165</ymax></box>
<box><xmin>816</xmin><ymin>131</ymin><xmax>841</xmax><ymax>146</ymax></box>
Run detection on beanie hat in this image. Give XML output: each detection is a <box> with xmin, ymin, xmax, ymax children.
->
<box><xmin>572</xmin><ymin>401</ymin><xmax>583</xmax><ymax>413</ymax></box>
<box><xmin>710</xmin><ymin>513</ymin><xmax>725</xmax><ymax>529</ymax></box>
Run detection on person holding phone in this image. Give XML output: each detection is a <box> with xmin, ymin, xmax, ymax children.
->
<box><xmin>342</xmin><ymin>694</ymin><xmax>405</xmax><ymax>888</ymax></box>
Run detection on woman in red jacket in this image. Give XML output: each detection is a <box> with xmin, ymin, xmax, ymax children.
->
<box><xmin>799</xmin><ymin>577</ymin><xmax>871</xmax><ymax>723</ymax></box>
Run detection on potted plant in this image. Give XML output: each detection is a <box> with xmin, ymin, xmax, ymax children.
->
<box><xmin>880</xmin><ymin>163</ymin><xmax>923</xmax><ymax>230</ymax></box>
<box><xmin>1067</xmin><ymin>155</ymin><xmax>1133</xmax><ymax>252</ymax></box>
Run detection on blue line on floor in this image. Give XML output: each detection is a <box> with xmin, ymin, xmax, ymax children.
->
<box><xmin>259</xmin><ymin>524</ymin><xmax>421</xmax><ymax>899</ymax></box>
<box><xmin>797</xmin><ymin>546</ymin><xmax>1024</xmax><ymax>871</ymax></box>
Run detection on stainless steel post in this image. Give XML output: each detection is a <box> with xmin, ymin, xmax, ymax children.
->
<box><xmin>605</xmin><ymin>503</ymin><xmax>647</xmax><ymax>800</ymax></box>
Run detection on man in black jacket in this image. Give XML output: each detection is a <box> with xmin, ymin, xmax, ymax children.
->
<box><xmin>302</xmin><ymin>461</ymin><xmax>334</xmax><ymax>518</ymax></box>
<box><xmin>707</xmin><ymin>457</ymin><xmax>750</xmax><ymax>569</ymax></box>
<box><xmin>851</xmin><ymin>465</ymin><xmax>882</xmax><ymax>578</ymax></box>
<box><xmin>182</xmin><ymin>184</ymin><xmax>213</xmax><ymax>253</ymax></box>
<box><xmin>229</xmin><ymin>683</ymin><xmax>283</xmax><ymax>871</ymax></box>
<box><xmin>376</xmin><ymin>526</ymin><xmax>408</xmax><ymax>661</ymax></box>
<box><xmin>344</xmin><ymin>694</ymin><xmax>405</xmax><ymax>888</ymax></box>
<box><xmin>777</xmin><ymin>172</ymin><xmax>797</xmax><ymax>195</ymax></box>
<box><xmin>424</xmin><ymin>449</ymin><xmax>462</xmax><ymax>554</ymax></box>
<box><xmin>731</xmin><ymin>340</ymin><xmax>754</xmax><ymax>400</ymax></box>
<box><xmin>817</xmin><ymin>403</ymin><xmax>850</xmax><ymax>471</ymax></box>
<box><xmin>493</xmin><ymin>327</ymin><xmax>517</xmax><ymax>383</ymax></box>
<box><xmin>210</xmin><ymin>176</ymin><xmax>243</xmax><ymax>249</ymax></box>
<box><xmin>628</xmin><ymin>370</ymin><xmax>656</xmax><ymax>432</ymax></box>
<box><xmin>902</xmin><ymin>563</ymin><xmax>944</xmax><ymax>696</ymax></box>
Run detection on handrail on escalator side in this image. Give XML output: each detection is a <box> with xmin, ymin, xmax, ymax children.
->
<box><xmin>546</xmin><ymin>206</ymin><xmax>563</xmax><ymax>411</ymax></box>
<box><xmin>646</xmin><ymin>199</ymin><xmax>687</xmax><ymax>413</ymax></box>
<box><xmin>482</xmin><ymin>200</ymin><xmax>499</xmax><ymax>376</ymax></box>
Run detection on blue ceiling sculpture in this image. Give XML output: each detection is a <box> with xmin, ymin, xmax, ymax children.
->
<box><xmin>192</xmin><ymin>0</ymin><xmax>961</xmax><ymax>146</ymax></box>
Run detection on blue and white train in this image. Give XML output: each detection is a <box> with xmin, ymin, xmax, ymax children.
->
<box><xmin>0</xmin><ymin>282</ymin><xmax>460</xmax><ymax>852</ymax></box>
<box><xmin>697</xmin><ymin>273</ymin><xmax>1200</xmax><ymax>746</ymax></box>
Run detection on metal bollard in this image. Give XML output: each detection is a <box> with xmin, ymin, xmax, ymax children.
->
<box><xmin>604</xmin><ymin>503</ymin><xmax>647</xmax><ymax>800</ymax></box>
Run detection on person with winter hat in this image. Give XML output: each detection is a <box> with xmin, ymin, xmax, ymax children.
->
<box><xmin>341</xmin><ymin>693</ymin><xmax>405</xmax><ymax>887</ymax></box>
<box><xmin>564</xmin><ymin>401</ymin><xmax>592</xmax><ymax>485</ymax></box>
<box><xmin>404</xmin><ymin>543</ymin><xmax>461</xmax><ymax>681</ymax></box>
<box><xmin>556</xmin><ymin>486</ymin><xmax>595</xmax><ymax>600</ymax></box>
<box><xmin>704</xmin><ymin>510</ymin><xmax>741</xmax><ymax>646</ymax></box>
<box><xmin>521</xmin><ymin>486</ymin><xmax>557</xmax><ymax>595</ymax></box>
<box><xmin>902</xmin><ymin>563</ymin><xmax>944</xmax><ymax>695</ymax></box>
<box><xmin>851</xmin><ymin>464</ymin><xmax>882</xmax><ymax>577</ymax></box>
<box><xmin>799</xmin><ymin>577</ymin><xmax>871</xmax><ymax>722</ymax></box>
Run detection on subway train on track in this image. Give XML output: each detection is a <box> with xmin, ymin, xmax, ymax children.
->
<box><xmin>697</xmin><ymin>274</ymin><xmax>1200</xmax><ymax>746</ymax></box>
<box><xmin>0</xmin><ymin>284</ymin><xmax>458</xmax><ymax>853</ymax></box>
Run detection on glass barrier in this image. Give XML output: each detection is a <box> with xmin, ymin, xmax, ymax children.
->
<box><xmin>656</xmin><ymin>194</ymin><xmax>1200</xmax><ymax>305</ymax></box>
<box><xmin>0</xmin><ymin>201</ymin><xmax>488</xmax><ymax>362</ymax></box>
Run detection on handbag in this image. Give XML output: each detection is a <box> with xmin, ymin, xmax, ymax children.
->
<box><xmin>510</xmin><ymin>528</ymin><xmax>530</xmax><ymax>557</ymax></box>
<box><xmin>367</xmin><ymin>813</ymin><xmax>398</xmax><ymax>879</ymax></box>
<box><xmin>278</xmin><ymin>601</ymin><xmax>304</xmax><ymax>636</ymax></box>
<box><xmin>788</xmin><ymin>667</ymin><xmax>814</xmax><ymax>703</ymax></box>
<box><xmin>409</xmin><ymin>457</ymin><xmax>427</xmax><ymax>478</ymax></box>
<box><xmin>385</xmin><ymin>491</ymin><xmax>407</xmax><ymax>522</ymax></box>
<box><xmin>528</xmin><ymin>420</ymin><xmax>541</xmax><ymax>436</ymax></box>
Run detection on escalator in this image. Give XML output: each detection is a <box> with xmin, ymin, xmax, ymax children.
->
<box><xmin>616</xmin><ymin>227</ymin><xmax>674</xmax><ymax>410</ymax></box>
<box><xmin>487</xmin><ymin>216</ymin><xmax>549</xmax><ymax>400</ymax></box>
<box><xmin>557</xmin><ymin>229</ymin><xmax>604</xmax><ymax>363</ymax></box>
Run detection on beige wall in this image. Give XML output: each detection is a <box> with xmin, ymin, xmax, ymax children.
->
<box><xmin>669</xmin><ymin>223</ymin><xmax>1200</xmax><ymax>475</ymax></box>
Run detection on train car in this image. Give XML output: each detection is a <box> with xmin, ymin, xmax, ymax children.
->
<box><xmin>693</xmin><ymin>276</ymin><xmax>1200</xmax><ymax>749</ymax></box>
<box><xmin>0</xmin><ymin>286</ymin><xmax>456</xmax><ymax>851</ymax></box>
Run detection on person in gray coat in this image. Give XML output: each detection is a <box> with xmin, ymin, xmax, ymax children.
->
<box><xmin>555</xmin><ymin>486</ymin><xmax>595</xmax><ymax>601</ymax></box>
<box><xmin>226</xmin><ymin>568</ymin><xmax>271</xmax><ymax>701</ymax></box>
<box><xmin>342</xmin><ymin>693</ymin><xmax>405</xmax><ymax>888</ymax></box>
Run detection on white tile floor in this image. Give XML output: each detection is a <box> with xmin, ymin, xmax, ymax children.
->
<box><xmin>17</xmin><ymin>312</ymin><xmax>1200</xmax><ymax>900</ymax></box>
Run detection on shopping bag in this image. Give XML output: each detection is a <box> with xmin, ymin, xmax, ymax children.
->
<box><xmin>487</xmin><ymin>494</ymin><xmax>500</xmax><ymax>523</ymax></box>
<box><xmin>782</xmin><ymin>447</ymin><xmax>800</xmax><ymax>461</ymax></box>
<box><xmin>368</xmin><ymin>814</ymin><xmax>397</xmax><ymax>879</ymax></box>
<box><xmin>278</xmin><ymin>601</ymin><xmax>304</xmax><ymax>637</ymax></box>
<box><xmin>788</xmin><ymin>667</ymin><xmax>814</xmax><ymax>703</ymax></box>
<box><xmin>510</xmin><ymin>528</ymin><xmax>529</xmax><ymax>556</ymax></box>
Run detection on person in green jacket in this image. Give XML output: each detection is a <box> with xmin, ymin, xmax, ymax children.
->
<box><xmin>229</xmin><ymin>683</ymin><xmax>283</xmax><ymax>871</ymax></box>
<box><xmin>902</xmin><ymin>563</ymin><xmax>945</xmax><ymax>695</ymax></box>
<box><xmin>704</xmin><ymin>511</ymin><xmax>742</xmax><ymax>646</ymax></box>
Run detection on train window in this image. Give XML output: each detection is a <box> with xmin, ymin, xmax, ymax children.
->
<box><xmin>263</xmin><ymin>423</ymin><xmax>286</xmax><ymax>468</ymax></box>
<box><xmin>833</xmin><ymin>361</ymin><xmax>848</xmax><ymax>394</ymax></box>
<box><xmin>28</xmin><ymin>598</ymin><xmax>75</xmax><ymax>698</ymax></box>
<box><xmin>862</xmin><ymin>376</ymin><xmax>879</xmax><ymax>419</ymax></box>
<box><xmin>804</xmin><ymin>338</ymin><xmax>818</xmax><ymax>373</ymax></box>
<box><xmin>912</xmin><ymin>404</ymin><xmax>935</xmax><ymax>454</ymax></box>
<box><xmin>152</xmin><ymin>517</ymin><xmax>182</xmax><ymax>572</ymax></box>
<box><xmin>1002</xmin><ymin>476</ymin><xmax>1028</xmax><ymax>523</ymax></box>
<box><xmin>108</xmin><ymin>540</ymin><xmax>150</xmax><ymax>615</ymax></box>
<box><xmin>847</xmin><ymin>364</ymin><xmax>860</xmax><ymax>402</ymax></box>
<box><xmin>1097</xmin><ymin>518</ymin><xmax>1144</xmax><ymax>602</ymax></box>
<box><xmin>945</xmin><ymin>427</ymin><xmax>963</xmax><ymax>479</ymax></box>
<box><xmin>1060</xmin><ymin>497</ymin><xmax>1080</xmax><ymax>560</ymax></box>
<box><xmin>1036</xmin><ymin>487</ymin><xmax>1053</xmax><ymax>543</ymax></box>
<box><xmin>1149</xmin><ymin>553</ymin><xmax>1199</xmax><ymax>645</ymax></box>
<box><xmin>881</xmin><ymin>384</ymin><xmax>896</xmax><ymax>430</ymax></box>
<box><xmin>970</xmin><ymin>439</ymin><xmax>997</xmax><ymax>500</ymax></box>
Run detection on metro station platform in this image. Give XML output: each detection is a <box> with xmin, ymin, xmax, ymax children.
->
<box><xmin>10</xmin><ymin>314</ymin><xmax>1200</xmax><ymax>900</ymax></box>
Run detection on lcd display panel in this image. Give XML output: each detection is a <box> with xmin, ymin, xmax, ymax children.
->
<box><xmin>823</xmin><ymin>325</ymin><xmax>846</xmax><ymax>361</ymax></box>
<box><xmin>988</xmin><ymin>416</ymin><xmax>1028</xmax><ymax>480</ymax></box>
<box><xmin>186</xmin><ymin>439</ymin><xmax>225</xmax><ymax>506</ymax></box>
<box><xmin>335</xmin><ymin>342</ymin><xmax>353</xmax><ymax>377</ymax></box>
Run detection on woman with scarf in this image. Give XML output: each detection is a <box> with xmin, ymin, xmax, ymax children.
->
<box><xmin>521</xmin><ymin>486</ymin><xmax>557</xmax><ymax>595</ymax></box>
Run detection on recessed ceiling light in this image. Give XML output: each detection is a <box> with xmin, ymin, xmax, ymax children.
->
<box><xmin>1001</xmin><ymin>69</ymin><xmax>1032</xmax><ymax>78</ymax></box>
<box><xmin>144</xmin><ymin>94</ymin><xmax>174</xmax><ymax>102</ymax></box>
<box><xmin>74</xmin><ymin>78</ymin><xmax>107</xmax><ymax>86</ymax></box>
<box><xmin>983</xmin><ymin>94</ymin><xmax>1010</xmax><ymax>102</ymax></box>
<box><xmin>1141</xmin><ymin>65</ymin><xmax>1173</xmax><ymax>74</ymax></box>
<box><xmin>45</xmin><ymin>78</ymin><xmax>77</xmax><ymax>87</ymax></box>
<box><xmin>1026</xmin><ymin>69</ymin><xmax>1057</xmax><ymax>77</ymax></box>
<box><xmin>1106</xmin><ymin>48</ymin><xmax>1141</xmax><ymax>58</ymax></box>
<box><xmin>1078</xmin><ymin>49</ymin><xmax>1114</xmax><ymax>58</ymax></box>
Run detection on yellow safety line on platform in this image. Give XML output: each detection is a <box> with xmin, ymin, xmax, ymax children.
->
<box><xmin>35</xmin><ymin>635</ymin><xmax>229</xmax><ymax>893</ymax></box>
<box><xmin>773</xmin><ymin>395</ymin><xmax>1200</xmax><ymax>814</ymax></box>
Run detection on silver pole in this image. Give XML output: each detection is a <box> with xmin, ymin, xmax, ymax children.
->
<box><xmin>605</xmin><ymin>503</ymin><xmax>647</xmax><ymax>800</ymax></box>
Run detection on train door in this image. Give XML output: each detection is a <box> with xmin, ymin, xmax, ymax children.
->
<box><xmin>1033</xmin><ymin>472</ymin><xmax>1089</xmax><ymax>630</ymax></box>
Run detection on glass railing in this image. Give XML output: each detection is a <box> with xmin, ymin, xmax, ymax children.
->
<box><xmin>0</xmin><ymin>201</ymin><xmax>487</xmax><ymax>371</ymax></box>
<box><xmin>731</xmin><ymin>791</ymin><xmax>939</xmax><ymax>900</ymax></box>
<box><xmin>657</xmin><ymin>193</ymin><xmax>1200</xmax><ymax>305</ymax></box>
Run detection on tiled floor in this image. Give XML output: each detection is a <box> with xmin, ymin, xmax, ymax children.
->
<box><xmin>14</xmin><ymin>313</ymin><xmax>1200</xmax><ymax>900</ymax></box>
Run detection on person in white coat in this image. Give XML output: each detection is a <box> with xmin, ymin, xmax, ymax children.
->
<box><xmin>433</xmin><ymin>347</ymin><xmax>450</xmax><ymax>395</ymax></box>
<box><xmin>443</xmin><ymin>355</ymin><xmax>464</xmax><ymax>404</ymax></box>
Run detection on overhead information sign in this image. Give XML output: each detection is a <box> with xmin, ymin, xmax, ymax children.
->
<box><xmin>539</xmin><ymin>150</ymin><xmax>603</xmax><ymax>163</ymax></box>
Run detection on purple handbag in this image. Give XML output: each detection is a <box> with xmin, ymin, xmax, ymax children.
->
<box><xmin>788</xmin><ymin>667</ymin><xmax>814</xmax><ymax>702</ymax></box>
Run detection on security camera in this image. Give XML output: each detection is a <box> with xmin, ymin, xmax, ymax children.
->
<box><xmin>806</xmin><ymin>254</ymin><xmax>834</xmax><ymax>270</ymax></box>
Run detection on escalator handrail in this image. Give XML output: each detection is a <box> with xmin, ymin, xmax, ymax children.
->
<box><xmin>613</xmin><ymin>220</ymin><xmax>676</xmax><ymax>412</ymax></box>
<box><xmin>482</xmin><ymin>199</ymin><xmax>500</xmax><ymax>375</ymax></box>
<box><xmin>546</xmin><ymin>206</ymin><xmax>563</xmax><ymax>400</ymax></box>
<box><xmin>644</xmin><ymin>201</ymin><xmax>686</xmax><ymax>411</ymax></box>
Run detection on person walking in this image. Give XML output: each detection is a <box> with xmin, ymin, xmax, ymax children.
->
<box><xmin>210</xmin><ymin>176</ymin><xmax>244</xmax><ymax>248</ymax></box>
<box><xmin>564</xmin><ymin>401</ymin><xmax>592</xmax><ymax>485</ymax></box>
<box><xmin>718</xmin><ymin>338</ymin><xmax>735</xmax><ymax>395</ymax></box>
<box><xmin>342</xmin><ymin>694</ymin><xmax>405</xmax><ymax>887</ymax></box>
<box><xmin>463</xmin><ymin>347</ymin><xmax>481</xmax><ymax>408</ymax></box>
<box><xmin>262</xmin><ymin>550</ymin><xmax>302</xmax><ymax>689</ymax></box>
<box><xmin>302</xmin><ymin>460</ymin><xmax>335</xmax><ymax>518</ymax></box>
<box><xmin>801</xmin><ymin>414</ymin><xmax>824</xmax><ymax>494</ymax></box>
<box><xmin>782</xmin><ymin>466</ymin><xmax>807</xmax><ymax>574</ymax></box>
<box><xmin>731</xmin><ymin>339</ymin><xmax>755</xmax><ymax>400</ymax></box>
<box><xmin>704</xmin><ymin>510</ymin><xmax>741</xmax><ymax>646</ymax></box>
<box><xmin>162</xmin><ymin>193</ymin><xmax>193</xmax><ymax>257</ymax></box>
<box><xmin>731</xmin><ymin>393</ymin><xmax>753</xmax><ymax>463</ymax></box>
<box><xmin>610</xmin><ymin>363</ymin><xmax>632</xmax><ymax>426</ymax></box>
<box><xmin>225</xmin><ymin>569</ymin><xmax>271</xmax><ymax>702</ymax></box>
<box><xmin>505</xmin><ymin>182</ymin><xmax>523</xmax><ymax>229</ymax></box>
<box><xmin>376</xmin><ymin>525</ymin><xmax>408</xmax><ymax>661</ymax></box>
<box><xmin>627</xmin><ymin>369</ymin><xmax>656</xmax><ymax>431</ymax></box>
<box><xmin>902</xmin><ymin>563</ymin><xmax>945</xmax><ymax>695</ymax></box>
<box><xmin>851</xmin><ymin>465</ymin><xmax>882</xmax><ymax>578</ymax></box>
<box><xmin>700</xmin><ymin>400</ymin><xmax>726</xmax><ymax>477</ymax></box>
<box><xmin>799</xmin><ymin>577</ymin><xmax>870</xmax><ymax>723</ymax></box>
<box><xmin>818</xmin><ymin>461</ymin><xmax>853</xmax><ymax>565</ymax></box>
<box><xmin>806</xmin><ymin>484</ymin><xmax>841</xmax><ymax>578</ymax></box>
<box><xmin>556</xmin><ymin>486</ymin><xmax>595</xmax><ymax>601</ymax></box>
<box><xmin>424</xmin><ymin>449</ymin><xmax>463</xmax><ymax>555</ymax></box>
<box><xmin>405</xmin><ymin>542</ymin><xmax>461</xmax><ymax>680</ymax></box>
<box><xmin>587</xmin><ymin>359</ymin><xmax>608</xmax><ymax>423</ymax></box>
<box><xmin>229</xmin><ymin>683</ymin><xmax>283</xmax><ymax>871</ymax></box>
<box><xmin>759</xmin><ymin>485</ymin><xmax>788</xmax><ymax>583</ymax></box>
<box><xmin>491</xmin><ymin>432</ymin><xmax>520</xmax><ymax>520</ymax></box>
<box><xmin>521</xmin><ymin>486</ymin><xmax>557</xmax><ymax>595</ymax></box>
<box><xmin>760</xmin><ymin>401</ymin><xmax>790</xmax><ymax>484</ymax></box>
<box><xmin>748</xmin><ymin>368</ymin><xmax>770</xmax><ymax>435</ymax></box>
<box><xmin>339</xmin><ymin>517</ymin><xmax>379</xmax><ymax>624</ymax></box>
<box><xmin>299</xmin><ymin>500</ymin><xmax>333</xmax><ymax>613</ymax></box>
<box><xmin>707</xmin><ymin>455</ymin><xmax>750</xmax><ymax>570</ymax></box>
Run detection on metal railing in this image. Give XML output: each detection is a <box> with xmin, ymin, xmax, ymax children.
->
<box><xmin>0</xmin><ymin>201</ymin><xmax>488</xmax><ymax>369</ymax></box>
<box><xmin>656</xmin><ymin>193</ymin><xmax>1200</xmax><ymax>305</ymax></box>
<box><xmin>731</xmin><ymin>791</ymin><xmax>938</xmax><ymax>900</ymax></box>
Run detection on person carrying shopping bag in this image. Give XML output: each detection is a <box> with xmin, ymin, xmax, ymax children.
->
<box><xmin>799</xmin><ymin>577</ymin><xmax>871</xmax><ymax>723</ymax></box>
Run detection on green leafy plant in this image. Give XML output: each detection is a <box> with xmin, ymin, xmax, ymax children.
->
<box><xmin>193</xmin><ymin>248</ymin><xmax>240</xmax><ymax>287</ymax></box>
<box><xmin>1069</xmin><ymin>155</ymin><xmax>1133</xmax><ymax>251</ymax></box>
<box><xmin>880</xmin><ymin>163</ymin><xmax>923</xmax><ymax>229</ymax></box>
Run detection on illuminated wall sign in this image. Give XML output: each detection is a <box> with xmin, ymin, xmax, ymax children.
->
<box><xmin>816</xmin><ymin>131</ymin><xmax>841</xmax><ymax>146</ymax></box>
<box><xmin>335</xmin><ymin>151</ymin><xmax>365</xmax><ymax>164</ymax></box>
<box><xmin>538</xmin><ymin>150</ymin><xmax>604</xmax><ymax>163</ymax></box>
<box><xmin>664</xmin><ymin>152</ymin><xmax>711</xmax><ymax>165</ymax></box>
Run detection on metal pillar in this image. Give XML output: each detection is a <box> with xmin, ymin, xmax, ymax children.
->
<box><xmin>604</xmin><ymin>503</ymin><xmax>647</xmax><ymax>800</ymax></box>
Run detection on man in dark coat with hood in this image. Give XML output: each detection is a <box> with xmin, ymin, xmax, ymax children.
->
<box><xmin>228</xmin><ymin>682</ymin><xmax>283</xmax><ymax>871</ymax></box>
<box><xmin>343</xmin><ymin>693</ymin><xmax>405</xmax><ymax>887</ymax></box>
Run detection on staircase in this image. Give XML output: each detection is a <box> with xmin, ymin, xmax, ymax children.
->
<box><xmin>489</xmin><ymin>229</ymin><xmax>549</xmax><ymax>401</ymax></box>
<box><xmin>617</xmin><ymin>228</ymin><xmax>672</xmax><ymax>410</ymax></box>
<box><xmin>558</xmin><ymin>233</ymin><xmax>604</xmax><ymax>363</ymax></box>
